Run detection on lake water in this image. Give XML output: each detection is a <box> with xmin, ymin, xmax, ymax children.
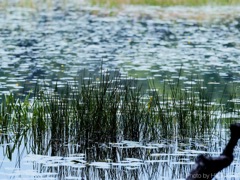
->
<box><xmin>1</xmin><ymin>1</ymin><xmax>240</xmax><ymax>179</ymax></box>
<box><xmin>1</xmin><ymin>3</ymin><xmax>240</xmax><ymax>95</ymax></box>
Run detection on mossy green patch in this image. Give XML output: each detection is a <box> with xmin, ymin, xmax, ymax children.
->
<box><xmin>91</xmin><ymin>0</ymin><xmax>240</xmax><ymax>7</ymax></box>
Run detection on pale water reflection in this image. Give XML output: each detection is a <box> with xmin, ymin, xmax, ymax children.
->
<box><xmin>1</xmin><ymin>128</ymin><xmax>240</xmax><ymax>179</ymax></box>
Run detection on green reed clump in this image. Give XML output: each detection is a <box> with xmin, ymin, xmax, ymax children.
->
<box><xmin>0</xmin><ymin>93</ymin><xmax>31</xmax><ymax>160</ymax></box>
<box><xmin>168</xmin><ymin>80</ymin><xmax>214</xmax><ymax>137</ymax></box>
<box><xmin>72</xmin><ymin>73</ymin><xmax>121</xmax><ymax>145</ymax></box>
<box><xmin>0</xmin><ymin>93</ymin><xmax>31</xmax><ymax>132</ymax></box>
<box><xmin>31</xmin><ymin>90</ymin><xmax>49</xmax><ymax>154</ymax></box>
<box><xmin>145</xmin><ymin>72</ymin><xmax>233</xmax><ymax>139</ymax></box>
<box><xmin>1</xmin><ymin>69</ymin><xmax>239</xmax><ymax>159</ymax></box>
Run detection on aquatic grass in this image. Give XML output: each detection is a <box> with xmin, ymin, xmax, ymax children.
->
<box><xmin>0</xmin><ymin>93</ymin><xmax>31</xmax><ymax>132</ymax></box>
<box><xmin>72</xmin><ymin>72</ymin><xmax>120</xmax><ymax>144</ymax></box>
<box><xmin>146</xmin><ymin>72</ymin><xmax>233</xmax><ymax>139</ymax></box>
<box><xmin>1</xmin><ymin>69</ymin><xmax>239</xmax><ymax>161</ymax></box>
<box><xmin>119</xmin><ymin>77</ymin><xmax>145</xmax><ymax>141</ymax></box>
<box><xmin>0</xmin><ymin>93</ymin><xmax>32</xmax><ymax>161</ymax></box>
<box><xmin>1</xmin><ymin>79</ymin><xmax>239</xmax><ymax>180</ymax></box>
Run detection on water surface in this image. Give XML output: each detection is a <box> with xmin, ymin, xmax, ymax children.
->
<box><xmin>1</xmin><ymin>2</ymin><xmax>240</xmax><ymax>179</ymax></box>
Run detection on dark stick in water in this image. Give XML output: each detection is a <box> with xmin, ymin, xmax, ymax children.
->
<box><xmin>186</xmin><ymin>123</ymin><xmax>240</xmax><ymax>180</ymax></box>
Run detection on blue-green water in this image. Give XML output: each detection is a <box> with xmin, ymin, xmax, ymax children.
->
<box><xmin>1</xmin><ymin>4</ymin><xmax>240</xmax><ymax>96</ymax></box>
<box><xmin>1</xmin><ymin>2</ymin><xmax>240</xmax><ymax>179</ymax></box>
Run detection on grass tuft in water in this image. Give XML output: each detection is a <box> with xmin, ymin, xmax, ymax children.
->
<box><xmin>0</xmin><ymin>69</ymin><xmax>239</xmax><ymax>160</ymax></box>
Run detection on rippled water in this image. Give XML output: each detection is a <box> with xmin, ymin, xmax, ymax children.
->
<box><xmin>1</xmin><ymin>2</ymin><xmax>240</xmax><ymax>179</ymax></box>
<box><xmin>1</xmin><ymin>3</ymin><xmax>240</xmax><ymax>94</ymax></box>
<box><xmin>1</xmin><ymin>128</ymin><xmax>239</xmax><ymax>180</ymax></box>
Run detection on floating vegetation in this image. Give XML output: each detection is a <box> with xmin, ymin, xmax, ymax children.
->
<box><xmin>91</xmin><ymin>0</ymin><xmax>240</xmax><ymax>7</ymax></box>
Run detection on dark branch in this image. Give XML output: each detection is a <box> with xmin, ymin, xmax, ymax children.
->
<box><xmin>186</xmin><ymin>123</ymin><xmax>240</xmax><ymax>180</ymax></box>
